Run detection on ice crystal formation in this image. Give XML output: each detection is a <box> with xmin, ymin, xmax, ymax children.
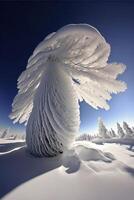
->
<box><xmin>10</xmin><ymin>24</ymin><xmax>127</xmax><ymax>156</ymax></box>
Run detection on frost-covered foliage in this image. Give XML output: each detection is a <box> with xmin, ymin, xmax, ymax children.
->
<box><xmin>117</xmin><ymin>122</ymin><xmax>125</xmax><ymax>138</ymax></box>
<box><xmin>10</xmin><ymin>24</ymin><xmax>127</xmax><ymax>156</ymax></box>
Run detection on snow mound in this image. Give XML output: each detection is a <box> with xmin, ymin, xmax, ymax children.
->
<box><xmin>61</xmin><ymin>145</ymin><xmax>115</xmax><ymax>174</ymax></box>
<box><xmin>75</xmin><ymin>145</ymin><xmax>114</xmax><ymax>162</ymax></box>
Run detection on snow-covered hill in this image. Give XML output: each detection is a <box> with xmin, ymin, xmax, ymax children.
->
<box><xmin>0</xmin><ymin>139</ymin><xmax>134</xmax><ymax>200</ymax></box>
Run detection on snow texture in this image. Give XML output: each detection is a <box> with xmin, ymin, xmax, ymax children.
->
<box><xmin>10</xmin><ymin>24</ymin><xmax>127</xmax><ymax>156</ymax></box>
<box><xmin>0</xmin><ymin>139</ymin><xmax>134</xmax><ymax>200</ymax></box>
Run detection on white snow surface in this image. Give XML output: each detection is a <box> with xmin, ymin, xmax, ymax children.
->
<box><xmin>0</xmin><ymin>139</ymin><xmax>134</xmax><ymax>200</ymax></box>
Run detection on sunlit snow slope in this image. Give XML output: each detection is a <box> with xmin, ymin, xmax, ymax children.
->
<box><xmin>0</xmin><ymin>139</ymin><xmax>134</xmax><ymax>200</ymax></box>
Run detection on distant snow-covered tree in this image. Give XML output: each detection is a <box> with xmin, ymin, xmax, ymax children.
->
<box><xmin>1</xmin><ymin>130</ymin><xmax>7</xmax><ymax>138</ymax></box>
<box><xmin>108</xmin><ymin>129</ymin><xmax>116</xmax><ymax>138</ymax></box>
<box><xmin>107</xmin><ymin>130</ymin><xmax>112</xmax><ymax>138</ymax></box>
<box><xmin>110</xmin><ymin>128</ymin><xmax>116</xmax><ymax>137</ymax></box>
<box><xmin>123</xmin><ymin>122</ymin><xmax>133</xmax><ymax>137</ymax></box>
<box><xmin>98</xmin><ymin>118</ymin><xmax>110</xmax><ymax>138</ymax></box>
<box><xmin>132</xmin><ymin>126</ymin><xmax>134</xmax><ymax>133</ymax></box>
<box><xmin>76</xmin><ymin>133</ymin><xmax>91</xmax><ymax>141</ymax></box>
<box><xmin>117</xmin><ymin>122</ymin><xmax>125</xmax><ymax>138</ymax></box>
<box><xmin>1</xmin><ymin>128</ymin><xmax>9</xmax><ymax>139</ymax></box>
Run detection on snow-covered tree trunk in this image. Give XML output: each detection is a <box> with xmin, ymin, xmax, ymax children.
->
<box><xmin>26</xmin><ymin>58</ymin><xmax>80</xmax><ymax>156</ymax></box>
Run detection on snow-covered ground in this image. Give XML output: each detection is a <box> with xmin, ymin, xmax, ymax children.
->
<box><xmin>0</xmin><ymin>139</ymin><xmax>134</xmax><ymax>200</ymax></box>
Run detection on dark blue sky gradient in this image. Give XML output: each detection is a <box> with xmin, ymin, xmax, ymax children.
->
<box><xmin>0</xmin><ymin>1</ymin><xmax>134</xmax><ymax>133</ymax></box>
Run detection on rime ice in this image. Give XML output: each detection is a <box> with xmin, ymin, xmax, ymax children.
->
<box><xmin>10</xmin><ymin>24</ymin><xmax>127</xmax><ymax>156</ymax></box>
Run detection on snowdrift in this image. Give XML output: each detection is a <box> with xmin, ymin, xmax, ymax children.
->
<box><xmin>0</xmin><ymin>139</ymin><xmax>134</xmax><ymax>200</ymax></box>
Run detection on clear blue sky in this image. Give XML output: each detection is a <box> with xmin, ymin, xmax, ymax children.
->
<box><xmin>0</xmin><ymin>1</ymin><xmax>134</xmax><ymax>133</ymax></box>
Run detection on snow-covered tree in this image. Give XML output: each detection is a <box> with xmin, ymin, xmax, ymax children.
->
<box><xmin>10</xmin><ymin>24</ymin><xmax>127</xmax><ymax>157</ymax></box>
<box><xmin>117</xmin><ymin>122</ymin><xmax>125</xmax><ymax>138</ymax></box>
<box><xmin>91</xmin><ymin>134</ymin><xmax>99</xmax><ymax>140</ymax></box>
<box><xmin>123</xmin><ymin>122</ymin><xmax>133</xmax><ymax>137</ymax></box>
<box><xmin>1</xmin><ymin>128</ymin><xmax>9</xmax><ymax>139</ymax></box>
<box><xmin>131</xmin><ymin>126</ymin><xmax>134</xmax><ymax>133</ymax></box>
<box><xmin>107</xmin><ymin>129</ymin><xmax>116</xmax><ymax>138</ymax></box>
<box><xmin>1</xmin><ymin>130</ymin><xmax>7</xmax><ymax>138</ymax></box>
<box><xmin>110</xmin><ymin>128</ymin><xmax>116</xmax><ymax>137</ymax></box>
<box><xmin>98</xmin><ymin>118</ymin><xmax>110</xmax><ymax>138</ymax></box>
<box><xmin>108</xmin><ymin>129</ymin><xmax>116</xmax><ymax>138</ymax></box>
<box><xmin>107</xmin><ymin>131</ymin><xmax>112</xmax><ymax>138</ymax></box>
<box><xmin>76</xmin><ymin>134</ymin><xmax>91</xmax><ymax>141</ymax></box>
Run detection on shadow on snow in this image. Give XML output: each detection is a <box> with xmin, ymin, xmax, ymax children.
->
<box><xmin>0</xmin><ymin>142</ymin><xmax>62</xmax><ymax>198</ymax></box>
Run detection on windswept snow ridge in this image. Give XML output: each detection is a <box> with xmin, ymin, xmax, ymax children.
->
<box><xmin>10</xmin><ymin>24</ymin><xmax>127</xmax><ymax>156</ymax></box>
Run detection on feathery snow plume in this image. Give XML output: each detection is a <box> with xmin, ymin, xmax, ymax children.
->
<box><xmin>10</xmin><ymin>24</ymin><xmax>127</xmax><ymax>156</ymax></box>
